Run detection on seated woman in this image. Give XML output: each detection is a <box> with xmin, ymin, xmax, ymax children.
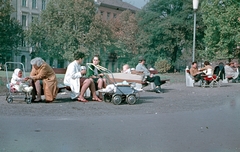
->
<box><xmin>199</xmin><ymin>61</ymin><xmax>213</xmax><ymax>78</ymax></box>
<box><xmin>64</xmin><ymin>52</ymin><xmax>101</xmax><ymax>102</ymax></box>
<box><xmin>30</xmin><ymin>57</ymin><xmax>58</xmax><ymax>103</ymax></box>
<box><xmin>86</xmin><ymin>55</ymin><xmax>106</xmax><ymax>99</ymax></box>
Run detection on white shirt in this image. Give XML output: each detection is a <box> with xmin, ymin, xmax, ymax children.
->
<box><xmin>64</xmin><ymin>60</ymin><xmax>83</xmax><ymax>99</ymax></box>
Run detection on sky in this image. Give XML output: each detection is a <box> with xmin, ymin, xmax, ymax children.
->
<box><xmin>123</xmin><ymin>0</ymin><xmax>148</xmax><ymax>9</ymax></box>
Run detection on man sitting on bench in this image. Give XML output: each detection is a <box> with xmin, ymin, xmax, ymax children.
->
<box><xmin>135</xmin><ymin>56</ymin><xmax>162</xmax><ymax>93</ymax></box>
<box><xmin>190</xmin><ymin>61</ymin><xmax>203</xmax><ymax>82</ymax></box>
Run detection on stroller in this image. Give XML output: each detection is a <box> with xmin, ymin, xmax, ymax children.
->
<box><xmin>86</xmin><ymin>63</ymin><xmax>141</xmax><ymax>105</ymax></box>
<box><xmin>200</xmin><ymin>65</ymin><xmax>224</xmax><ymax>88</ymax></box>
<box><xmin>4</xmin><ymin>62</ymin><xmax>32</xmax><ymax>104</ymax></box>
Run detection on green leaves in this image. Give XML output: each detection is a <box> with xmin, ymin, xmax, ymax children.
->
<box><xmin>201</xmin><ymin>0</ymin><xmax>240</xmax><ymax>60</ymax></box>
<box><xmin>0</xmin><ymin>0</ymin><xmax>23</xmax><ymax>60</ymax></box>
<box><xmin>136</xmin><ymin>0</ymin><xmax>202</xmax><ymax>71</ymax></box>
<box><xmin>27</xmin><ymin>0</ymin><xmax>97</xmax><ymax>61</ymax></box>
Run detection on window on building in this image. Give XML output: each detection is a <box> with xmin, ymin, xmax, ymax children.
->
<box><xmin>42</xmin><ymin>0</ymin><xmax>46</xmax><ymax>10</ymax></box>
<box><xmin>22</xmin><ymin>0</ymin><xmax>27</xmax><ymax>7</ymax></box>
<box><xmin>50</xmin><ymin>58</ymin><xmax>54</xmax><ymax>67</ymax></box>
<box><xmin>32</xmin><ymin>15</ymin><xmax>38</xmax><ymax>22</ymax></box>
<box><xmin>22</xmin><ymin>15</ymin><xmax>27</xmax><ymax>27</ymax></box>
<box><xmin>21</xmin><ymin>37</ymin><xmax>26</xmax><ymax>47</ymax></box>
<box><xmin>32</xmin><ymin>0</ymin><xmax>37</xmax><ymax>9</ymax></box>
<box><xmin>57</xmin><ymin>59</ymin><xmax>64</xmax><ymax>68</ymax></box>
<box><xmin>107</xmin><ymin>12</ymin><xmax>111</xmax><ymax>20</ymax></box>
<box><xmin>113</xmin><ymin>13</ymin><xmax>117</xmax><ymax>18</ymax></box>
<box><xmin>100</xmin><ymin>11</ymin><xmax>104</xmax><ymax>16</ymax></box>
<box><xmin>21</xmin><ymin>55</ymin><xmax>26</xmax><ymax>65</ymax></box>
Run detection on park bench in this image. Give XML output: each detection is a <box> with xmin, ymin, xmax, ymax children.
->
<box><xmin>52</xmin><ymin>68</ymin><xmax>71</xmax><ymax>91</ymax></box>
<box><xmin>53</xmin><ymin>68</ymin><xmax>170</xmax><ymax>92</ymax></box>
<box><xmin>107</xmin><ymin>70</ymin><xmax>170</xmax><ymax>90</ymax></box>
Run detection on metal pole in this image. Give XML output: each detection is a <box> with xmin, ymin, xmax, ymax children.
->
<box><xmin>192</xmin><ymin>11</ymin><xmax>197</xmax><ymax>62</ymax></box>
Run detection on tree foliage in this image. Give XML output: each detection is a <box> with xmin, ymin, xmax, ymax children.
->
<box><xmin>201</xmin><ymin>0</ymin><xmax>240</xmax><ymax>61</ymax></box>
<box><xmin>136</xmin><ymin>0</ymin><xmax>205</xmax><ymax>70</ymax></box>
<box><xmin>110</xmin><ymin>10</ymin><xmax>139</xmax><ymax>54</ymax></box>
<box><xmin>27</xmin><ymin>0</ymin><xmax>111</xmax><ymax>61</ymax></box>
<box><xmin>154</xmin><ymin>57</ymin><xmax>171</xmax><ymax>73</ymax></box>
<box><xmin>86</xmin><ymin>14</ymin><xmax>112</xmax><ymax>56</ymax></box>
<box><xmin>0</xmin><ymin>0</ymin><xmax>23</xmax><ymax>60</ymax></box>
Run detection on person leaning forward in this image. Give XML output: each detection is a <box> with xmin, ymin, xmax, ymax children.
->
<box><xmin>30</xmin><ymin>57</ymin><xmax>58</xmax><ymax>103</ymax></box>
<box><xmin>135</xmin><ymin>56</ymin><xmax>162</xmax><ymax>93</ymax></box>
<box><xmin>63</xmin><ymin>52</ymin><xmax>102</xmax><ymax>102</ymax></box>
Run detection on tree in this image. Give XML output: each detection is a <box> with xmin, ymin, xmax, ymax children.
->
<box><xmin>108</xmin><ymin>10</ymin><xmax>139</xmax><ymax>67</ymax></box>
<box><xmin>0</xmin><ymin>0</ymin><xmax>23</xmax><ymax>61</ymax></box>
<box><xmin>110</xmin><ymin>10</ymin><xmax>139</xmax><ymax>54</ymax></box>
<box><xmin>86</xmin><ymin>14</ymin><xmax>112</xmax><ymax>57</ymax></box>
<box><xmin>136</xmin><ymin>0</ymin><xmax>205</xmax><ymax>71</ymax></box>
<box><xmin>201</xmin><ymin>0</ymin><xmax>240</xmax><ymax>61</ymax></box>
<box><xmin>27</xmin><ymin>0</ymin><xmax>111</xmax><ymax>61</ymax></box>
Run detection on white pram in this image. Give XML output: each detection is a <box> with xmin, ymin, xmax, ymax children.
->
<box><xmin>4</xmin><ymin>62</ymin><xmax>32</xmax><ymax>104</ymax></box>
<box><xmin>87</xmin><ymin>63</ymin><xmax>142</xmax><ymax>105</ymax></box>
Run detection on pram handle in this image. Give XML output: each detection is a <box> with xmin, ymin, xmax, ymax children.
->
<box><xmin>86</xmin><ymin>63</ymin><xmax>109</xmax><ymax>72</ymax></box>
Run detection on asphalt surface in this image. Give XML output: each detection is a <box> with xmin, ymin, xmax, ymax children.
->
<box><xmin>0</xmin><ymin>82</ymin><xmax>240</xmax><ymax>152</ymax></box>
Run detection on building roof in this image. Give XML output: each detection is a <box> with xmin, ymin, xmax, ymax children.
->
<box><xmin>96</xmin><ymin>0</ymin><xmax>140</xmax><ymax>12</ymax></box>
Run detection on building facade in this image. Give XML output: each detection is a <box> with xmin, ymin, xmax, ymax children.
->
<box><xmin>10</xmin><ymin>0</ymin><xmax>49</xmax><ymax>71</ymax></box>
<box><xmin>95</xmin><ymin>0</ymin><xmax>139</xmax><ymax>20</ymax></box>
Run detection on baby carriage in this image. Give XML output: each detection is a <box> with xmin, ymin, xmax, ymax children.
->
<box><xmin>86</xmin><ymin>63</ymin><xmax>141</xmax><ymax>105</ymax></box>
<box><xmin>200</xmin><ymin>67</ymin><xmax>223</xmax><ymax>88</ymax></box>
<box><xmin>4</xmin><ymin>62</ymin><xmax>32</xmax><ymax>104</ymax></box>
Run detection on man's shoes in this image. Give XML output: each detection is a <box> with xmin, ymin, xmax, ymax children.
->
<box><xmin>155</xmin><ymin>87</ymin><xmax>162</xmax><ymax>93</ymax></box>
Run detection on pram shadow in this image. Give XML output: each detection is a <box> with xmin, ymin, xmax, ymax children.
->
<box><xmin>135</xmin><ymin>94</ymin><xmax>164</xmax><ymax>104</ymax></box>
<box><xmin>144</xmin><ymin>88</ymin><xmax>173</xmax><ymax>93</ymax></box>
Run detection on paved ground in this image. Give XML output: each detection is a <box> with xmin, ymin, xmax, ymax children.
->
<box><xmin>0</xmin><ymin>81</ymin><xmax>239</xmax><ymax>116</ymax></box>
<box><xmin>0</xmin><ymin>82</ymin><xmax>240</xmax><ymax>152</ymax></box>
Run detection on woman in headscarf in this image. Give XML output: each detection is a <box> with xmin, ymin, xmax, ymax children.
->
<box><xmin>30</xmin><ymin>57</ymin><xmax>58</xmax><ymax>103</ymax></box>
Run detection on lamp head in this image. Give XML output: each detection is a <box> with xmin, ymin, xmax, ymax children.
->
<box><xmin>193</xmin><ymin>0</ymin><xmax>199</xmax><ymax>10</ymax></box>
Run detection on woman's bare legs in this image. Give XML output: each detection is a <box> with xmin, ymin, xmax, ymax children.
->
<box><xmin>97</xmin><ymin>78</ymin><xmax>105</xmax><ymax>99</ymax></box>
<box><xmin>103</xmin><ymin>78</ymin><xmax>107</xmax><ymax>88</ymax></box>
<box><xmin>78</xmin><ymin>79</ymin><xmax>91</xmax><ymax>102</ymax></box>
<box><xmin>89</xmin><ymin>79</ymin><xmax>102</xmax><ymax>101</ymax></box>
<box><xmin>34</xmin><ymin>80</ymin><xmax>42</xmax><ymax>101</ymax></box>
<box><xmin>78</xmin><ymin>78</ymin><xmax>102</xmax><ymax>102</ymax></box>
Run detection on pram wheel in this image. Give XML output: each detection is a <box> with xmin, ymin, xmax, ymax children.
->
<box><xmin>126</xmin><ymin>94</ymin><xmax>137</xmax><ymax>105</ymax></box>
<box><xmin>103</xmin><ymin>94</ymin><xmax>112</xmax><ymax>102</ymax></box>
<box><xmin>6</xmin><ymin>96</ymin><xmax>13</xmax><ymax>103</ymax></box>
<box><xmin>112</xmin><ymin>94</ymin><xmax>122</xmax><ymax>105</ymax></box>
<box><xmin>25</xmin><ymin>98</ymin><xmax>31</xmax><ymax>104</ymax></box>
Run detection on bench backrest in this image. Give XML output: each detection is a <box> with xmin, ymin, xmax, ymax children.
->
<box><xmin>52</xmin><ymin>68</ymin><xmax>66</xmax><ymax>74</ymax></box>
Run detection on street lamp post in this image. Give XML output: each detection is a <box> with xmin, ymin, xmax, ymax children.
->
<box><xmin>192</xmin><ymin>0</ymin><xmax>199</xmax><ymax>62</ymax></box>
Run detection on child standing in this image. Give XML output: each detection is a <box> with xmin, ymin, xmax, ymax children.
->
<box><xmin>10</xmin><ymin>68</ymin><xmax>33</xmax><ymax>92</ymax></box>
